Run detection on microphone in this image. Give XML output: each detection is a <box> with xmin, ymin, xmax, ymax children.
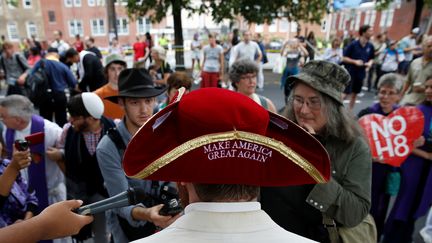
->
<box><xmin>76</xmin><ymin>187</ymin><xmax>148</xmax><ymax>215</ymax></box>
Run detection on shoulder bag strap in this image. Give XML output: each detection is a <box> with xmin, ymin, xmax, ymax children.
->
<box><xmin>322</xmin><ymin>213</ymin><xmax>341</xmax><ymax>243</ymax></box>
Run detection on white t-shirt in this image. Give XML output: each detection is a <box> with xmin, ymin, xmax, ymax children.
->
<box><xmin>229</xmin><ymin>41</ymin><xmax>261</xmax><ymax>66</ymax></box>
<box><xmin>203</xmin><ymin>44</ymin><xmax>223</xmax><ymax>73</ymax></box>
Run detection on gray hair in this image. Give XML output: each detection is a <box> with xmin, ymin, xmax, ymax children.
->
<box><xmin>422</xmin><ymin>35</ymin><xmax>432</xmax><ymax>46</ymax></box>
<box><xmin>229</xmin><ymin>59</ymin><xmax>258</xmax><ymax>90</ymax></box>
<box><xmin>377</xmin><ymin>73</ymin><xmax>403</xmax><ymax>93</ymax></box>
<box><xmin>283</xmin><ymin>85</ymin><xmax>363</xmax><ymax>144</ymax></box>
<box><xmin>0</xmin><ymin>95</ymin><xmax>34</xmax><ymax>121</ymax></box>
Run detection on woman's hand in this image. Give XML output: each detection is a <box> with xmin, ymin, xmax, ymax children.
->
<box><xmin>10</xmin><ymin>147</ymin><xmax>31</xmax><ymax>172</ymax></box>
<box><xmin>302</xmin><ymin>123</ymin><xmax>316</xmax><ymax>135</ymax></box>
<box><xmin>413</xmin><ymin>136</ymin><xmax>425</xmax><ymax>148</ymax></box>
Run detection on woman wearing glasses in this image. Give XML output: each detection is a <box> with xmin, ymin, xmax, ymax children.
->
<box><xmin>229</xmin><ymin>59</ymin><xmax>277</xmax><ymax>113</ymax></box>
<box><xmin>383</xmin><ymin>76</ymin><xmax>432</xmax><ymax>243</ymax></box>
<box><xmin>357</xmin><ymin>73</ymin><xmax>403</xmax><ymax>240</ymax></box>
<box><xmin>260</xmin><ymin>60</ymin><xmax>373</xmax><ymax>243</ymax></box>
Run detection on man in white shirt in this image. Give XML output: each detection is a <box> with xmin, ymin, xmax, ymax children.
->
<box><xmin>229</xmin><ymin>30</ymin><xmax>262</xmax><ymax>66</ymax></box>
<box><xmin>229</xmin><ymin>31</ymin><xmax>263</xmax><ymax>90</ymax></box>
<box><xmin>121</xmin><ymin>88</ymin><xmax>331</xmax><ymax>243</ymax></box>
<box><xmin>50</xmin><ymin>30</ymin><xmax>70</xmax><ymax>57</ymax></box>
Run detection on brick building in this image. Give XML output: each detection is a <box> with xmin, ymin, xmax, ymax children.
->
<box><xmin>39</xmin><ymin>0</ymin><xmax>168</xmax><ymax>48</ymax></box>
<box><xmin>0</xmin><ymin>0</ymin><xmax>45</xmax><ymax>42</ymax></box>
<box><xmin>330</xmin><ymin>0</ymin><xmax>432</xmax><ymax>41</ymax></box>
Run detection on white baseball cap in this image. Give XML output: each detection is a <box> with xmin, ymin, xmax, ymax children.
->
<box><xmin>412</xmin><ymin>27</ymin><xmax>420</xmax><ymax>35</ymax></box>
<box><xmin>81</xmin><ymin>92</ymin><xmax>104</xmax><ymax>119</ymax></box>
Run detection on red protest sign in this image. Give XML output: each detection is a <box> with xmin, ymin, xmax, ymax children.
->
<box><xmin>358</xmin><ymin>106</ymin><xmax>424</xmax><ymax>167</ymax></box>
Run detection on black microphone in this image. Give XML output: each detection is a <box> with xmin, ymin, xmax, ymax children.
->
<box><xmin>76</xmin><ymin>187</ymin><xmax>148</xmax><ymax>215</ymax></box>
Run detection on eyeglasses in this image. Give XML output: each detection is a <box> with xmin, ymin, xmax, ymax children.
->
<box><xmin>291</xmin><ymin>96</ymin><xmax>322</xmax><ymax>110</ymax></box>
<box><xmin>378</xmin><ymin>91</ymin><xmax>397</xmax><ymax>97</ymax></box>
<box><xmin>240</xmin><ymin>74</ymin><xmax>257</xmax><ymax>81</ymax></box>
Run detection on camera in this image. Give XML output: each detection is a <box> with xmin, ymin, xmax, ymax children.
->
<box><xmin>158</xmin><ymin>184</ymin><xmax>183</xmax><ymax>216</ymax></box>
<box><xmin>14</xmin><ymin>139</ymin><xmax>29</xmax><ymax>151</ymax></box>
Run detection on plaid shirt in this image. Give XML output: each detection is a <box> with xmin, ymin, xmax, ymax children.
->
<box><xmin>57</xmin><ymin>123</ymin><xmax>102</xmax><ymax>156</ymax></box>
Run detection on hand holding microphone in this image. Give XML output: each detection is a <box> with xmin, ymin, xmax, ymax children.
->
<box><xmin>75</xmin><ymin>187</ymin><xmax>148</xmax><ymax>215</ymax></box>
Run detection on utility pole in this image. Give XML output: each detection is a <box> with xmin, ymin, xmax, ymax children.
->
<box><xmin>106</xmin><ymin>0</ymin><xmax>117</xmax><ymax>43</ymax></box>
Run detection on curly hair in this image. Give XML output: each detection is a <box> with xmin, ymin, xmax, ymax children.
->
<box><xmin>229</xmin><ymin>59</ymin><xmax>258</xmax><ymax>90</ymax></box>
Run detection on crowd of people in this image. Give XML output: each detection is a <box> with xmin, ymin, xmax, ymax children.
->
<box><xmin>0</xmin><ymin>24</ymin><xmax>430</xmax><ymax>243</ymax></box>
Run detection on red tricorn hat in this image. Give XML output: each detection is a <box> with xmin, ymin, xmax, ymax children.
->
<box><xmin>123</xmin><ymin>88</ymin><xmax>330</xmax><ymax>186</ymax></box>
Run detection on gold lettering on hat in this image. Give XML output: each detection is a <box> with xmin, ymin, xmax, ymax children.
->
<box><xmin>204</xmin><ymin>140</ymin><xmax>273</xmax><ymax>163</ymax></box>
<box><xmin>128</xmin><ymin>130</ymin><xmax>327</xmax><ymax>184</ymax></box>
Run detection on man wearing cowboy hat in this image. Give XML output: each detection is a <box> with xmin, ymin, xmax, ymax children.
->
<box><xmin>96</xmin><ymin>68</ymin><xmax>178</xmax><ymax>243</ymax></box>
<box><xmin>121</xmin><ymin>87</ymin><xmax>332</xmax><ymax>242</ymax></box>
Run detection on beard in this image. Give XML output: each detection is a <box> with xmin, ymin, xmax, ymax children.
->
<box><xmin>73</xmin><ymin>120</ymin><xmax>89</xmax><ymax>132</ymax></box>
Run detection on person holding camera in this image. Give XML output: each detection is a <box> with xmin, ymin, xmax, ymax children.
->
<box><xmin>96</xmin><ymin>68</ymin><xmax>180</xmax><ymax>243</ymax></box>
<box><xmin>0</xmin><ymin>95</ymin><xmax>66</xmax><ymax>242</ymax></box>
<box><xmin>0</xmin><ymin>124</ymin><xmax>38</xmax><ymax>228</ymax></box>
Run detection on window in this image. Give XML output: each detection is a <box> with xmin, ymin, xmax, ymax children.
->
<box><xmin>91</xmin><ymin>19</ymin><xmax>105</xmax><ymax>36</ymax></box>
<box><xmin>321</xmin><ymin>20</ymin><xmax>327</xmax><ymax>32</ymax></box>
<box><xmin>331</xmin><ymin>13</ymin><xmax>337</xmax><ymax>30</ymax></box>
<box><xmin>48</xmin><ymin>11</ymin><xmax>56</xmax><ymax>23</ymax></box>
<box><xmin>279</xmin><ymin>19</ymin><xmax>289</xmax><ymax>32</ymax></box>
<box><xmin>354</xmin><ymin>12</ymin><xmax>361</xmax><ymax>31</ymax></box>
<box><xmin>290</xmin><ymin>22</ymin><xmax>298</xmax><ymax>32</ymax></box>
<box><xmin>255</xmin><ymin>24</ymin><xmax>263</xmax><ymax>33</ymax></box>
<box><xmin>116</xmin><ymin>18</ymin><xmax>129</xmax><ymax>35</ymax></box>
<box><xmin>338</xmin><ymin>13</ymin><xmax>344</xmax><ymax>30</ymax></box>
<box><xmin>23</xmin><ymin>0</ymin><xmax>32</xmax><ymax>8</ymax></box>
<box><xmin>26</xmin><ymin>21</ymin><xmax>37</xmax><ymax>38</ymax></box>
<box><xmin>136</xmin><ymin>17</ymin><xmax>151</xmax><ymax>34</ymax></box>
<box><xmin>380</xmin><ymin>9</ymin><xmax>394</xmax><ymax>28</ymax></box>
<box><xmin>65</xmin><ymin>0</ymin><xmax>81</xmax><ymax>7</ymax></box>
<box><xmin>69</xmin><ymin>20</ymin><xmax>83</xmax><ymax>37</ymax></box>
<box><xmin>89</xmin><ymin>0</ymin><xmax>104</xmax><ymax>6</ymax></box>
<box><xmin>364</xmin><ymin>10</ymin><xmax>371</xmax><ymax>26</ymax></box>
<box><xmin>268</xmin><ymin>21</ymin><xmax>277</xmax><ymax>33</ymax></box>
<box><xmin>369</xmin><ymin>10</ymin><xmax>376</xmax><ymax>27</ymax></box>
<box><xmin>7</xmin><ymin>22</ymin><xmax>19</xmax><ymax>41</ymax></box>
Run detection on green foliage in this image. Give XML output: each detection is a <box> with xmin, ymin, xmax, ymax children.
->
<box><xmin>6</xmin><ymin>0</ymin><xmax>18</xmax><ymax>7</ymax></box>
<box><xmin>126</xmin><ymin>0</ymin><xmax>330</xmax><ymax>25</ymax></box>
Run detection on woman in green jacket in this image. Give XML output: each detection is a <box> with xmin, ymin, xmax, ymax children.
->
<box><xmin>261</xmin><ymin>60</ymin><xmax>372</xmax><ymax>243</ymax></box>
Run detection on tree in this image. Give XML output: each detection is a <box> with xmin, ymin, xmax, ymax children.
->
<box><xmin>126</xmin><ymin>0</ymin><xmax>329</xmax><ymax>70</ymax></box>
<box><xmin>376</xmin><ymin>0</ymin><xmax>432</xmax><ymax>29</ymax></box>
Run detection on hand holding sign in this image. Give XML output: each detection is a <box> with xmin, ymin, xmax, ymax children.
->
<box><xmin>358</xmin><ymin>107</ymin><xmax>424</xmax><ymax>167</ymax></box>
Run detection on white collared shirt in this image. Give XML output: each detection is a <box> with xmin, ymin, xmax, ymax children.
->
<box><xmin>185</xmin><ymin>201</ymin><xmax>261</xmax><ymax>214</ymax></box>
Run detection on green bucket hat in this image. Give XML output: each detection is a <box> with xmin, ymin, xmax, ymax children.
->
<box><xmin>288</xmin><ymin>60</ymin><xmax>350</xmax><ymax>105</ymax></box>
<box><xmin>104</xmin><ymin>53</ymin><xmax>127</xmax><ymax>69</ymax></box>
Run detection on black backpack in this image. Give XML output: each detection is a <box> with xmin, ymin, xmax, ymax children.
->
<box><xmin>25</xmin><ymin>59</ymin><xmax>51</xmax><ymax>107</ymax></box>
